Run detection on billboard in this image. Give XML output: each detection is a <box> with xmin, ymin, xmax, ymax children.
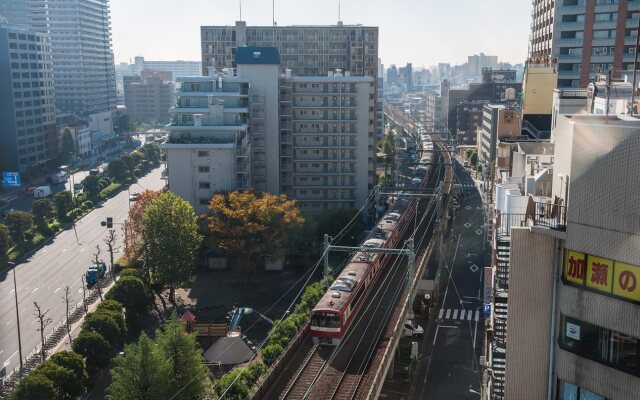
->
<box><xmin>2</xmin><ymin>172</ymin><xmax>20</xmax><ymax>187</ymax></box>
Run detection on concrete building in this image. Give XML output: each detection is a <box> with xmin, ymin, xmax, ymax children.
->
<box><xmin>467</xmin><ymin>52</ymin><xmax>498</xmax><ymax>78</ymax></box>
<box><xmin>200</xmin><ymin>21</ymin><xmax>381</xmax><ymax>139</ymax></box>
<box><xmin>162</xmin><ymin>47</ymin><xmax>374</xmax><ymax>214</ymax></box>
<box><xmin>479</xmin><ymin>105</ymin><xmax>522</xmax><ymax>165</ymax></box>
<box><xmin>484</xmin><ymin>114</ymin><xmax>640</xmax><ymax>400</ymax></box>
<box><xmin>530</xmin><ymin>0</ymin><xmax>640</xmax><ymax>88</ymax></box>
<box><xmin>124</xmin><ymin>72</ymin><xmax>174</xmax><ymax>124</ymax></box>
<box><xmin>551</xmin><ymin>88</ymin><xmax>589</xmax><ymax>139</ymax></box>
<box><xmin>1</xmin><ymin>0</ymin><xmax>117</xmax><ymax>116</ymax></box>
<box><xmin>0</xmin><ymin>23</ymin><xmax>56</xmax><ymax>173</ymax></box>
<box><xmin>133</xmin><ymin>56</ymin><xmax>201</xmax><ymax>78</ymax></box>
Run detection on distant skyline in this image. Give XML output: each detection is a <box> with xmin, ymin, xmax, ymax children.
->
<box><xmin>111</xmin><ymin>0</ymin><xmax>531</xmax><ymax>67</ymax></box>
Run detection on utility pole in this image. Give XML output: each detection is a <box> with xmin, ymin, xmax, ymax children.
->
<box><xmin>323</xmin><ymin>234</ymin><xmax>331</xmax><ymax>283</ymax></box>
<box><xmin>11</xmin><ymin>263</ymin><xmax>23</xmax><ymax>375</ymax></box>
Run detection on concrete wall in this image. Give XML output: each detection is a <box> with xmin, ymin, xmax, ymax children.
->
<box><xmin>164</xmin><ymin>145</ymin><xmax>235</xmax><ymax>214</ymax></box>
<box><xmin>504</xmin><ymin>228</ymin><xmax>556</xmax><ymax>400</ymax></box>
<box><xmin>522</xmin><ymin>67</ymin><xmax>557</xmax><ymax>115</ymax></box>
<box><xmin>355</xmin><ymin>81</ymin><xmax>372</xmax><ymax>208</ymax></box>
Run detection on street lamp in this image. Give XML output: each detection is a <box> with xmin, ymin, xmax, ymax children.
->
<box><xmin>9</xmin><ymin>262</ymin><xmax>23</xmax><ymax>375</ymax></box>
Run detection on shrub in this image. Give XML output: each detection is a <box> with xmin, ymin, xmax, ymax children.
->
<box><xmin>244</xmin><ymin>360</ymin><xmax>267</xmax><ymax>386</ymax></box>
<box><xmin>212</xmin><ymin>368</ymin><xmax>250</xmax><ymax>400</ymax></box>
<box><xmin>99</xmin><ymin>183</ymin><xmax>122</xmax><ymax>199</ymax></box>
<box><xmin>260</xmin><ymin>344</ymin><xmax>283</xmax><ymax>367</ymax></box>
<box><xmin>83</xmin><ymin>200</ymin><xmax>94</xmax><ymax>209</ymax></box>
<box><xmin>72</xmin><ymin>331</ymin><xmax>112</xmax><ymax>372</ymax></box>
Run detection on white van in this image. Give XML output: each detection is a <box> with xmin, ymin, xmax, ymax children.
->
<box><xmin>34</xmin><ymin>186</ymin><xmax>52</xmax><ymax>198</ymax></box>
<box><xmin>404</xmin><ymin>319</ymin><xmax>424</xmax><ymax>338</ymax></box>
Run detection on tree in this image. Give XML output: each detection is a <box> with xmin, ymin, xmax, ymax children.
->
<box><xmin>108</xmin><ymin>159</ymin><xmax>129</xmax><ymax>183</ymax></box>
<box><xmin>0</xmin><ymin>223</ymin><xmax>12</xmax><ymax>254</ymax></box>
<box><xmin>107</xmin><ymin>333</ymin><xmax>168</xmax><ymax>400</ymax></box>
<box><xmin>315</xmin><ymin>208</ymin><xmax>366</xmax><ymax>247</ymax></box>
<box><xmin>121</xmin><ymin>154</ymin><xmax>135</xmax><ymax>173</ymax></box>
<box><xmin>62</xmin><ymin>286</ymin><xmax>73</xmax><ymax>343</ymax></box>
<box><xmin>32</xmin><ymin>198</ymin><xmax>55</xmax><ymax>232</ymax></box>
<box><xmin>143</xmin><ymin>192</ymin><xmax>201</xmax><ymax>303</ymax></box>
<box><xmin>10</xmin><ymin>372</ymin><xmax>56</xmax><ymax>400</ymax></box>
<box><xmin>206</xmin><ymin>191</ymin><xmax>303</xmax><ymax>282</ymax></box>
<box><xmin>104</xmin><ymin>229</ymin><xmax>118</xmax><ymax>282</ymax></box>
<box><xmin>48</xmin><ymin>351</ymin><xmax>88</xmax><ymax>392</ymax></box>
<box><xmin>470</xmin><ymin>151</ymin><xmax>478</xmax><ymax>168</ymax></box>
<box><xmin>106</xmin><ymin>276</ymin><xmax>152</xmax><ymax>316</ymax></box>
<box><xmin>33</xmin><ymin>302</ymin><xmax>52</xmax><ymax>362</ymax></box>
<box><xmin>5</xmin><ymin>210</ymin><xmax>33</xmax><ymax>244</ymax></box>
<box><xmin>72</xmin><ymin>330</ymin><xmax>112</xmax><ymax>372</ymax></box>
<box><xmin>117</xmin><ymin>114</ymin><xmax>137</xmax><ymax>134</ymax></box>
<box><xmin>32</xmin><ymin>360</ymin><xmax>84</xmax><ymax>399</ymax></box>
<box><xmin>156</xmin><ymin>315</ymin><xmax>207</xmax><ymax>400</ymax></box>
<box><xmin>212</xmin><ymin>368</ymin><xmax>250</xmax><ymax>400</ymax></box>
<box><xmin>92</xmin><ymin>245</ymin><xmax>104</xmax><ymax>300</ymax></box>
<box><xmin>55</xmin><ymin>191</ymin><xmax>73</xmax><ymax>220</ymax></box>
<box><xmin>82</xmin><ymin>174</ymin><xmax>101</xmax><ymax>199</ymax></box>
<box><xmin>124</xmin><ymin>190</ymin><xmax>161</xmax><ymax>263</ymax></box>
<box><xmin>82</xmin><ymin>310</ymin><xmax>125</xmax><ymax>348</ymax></box>
<box><xmin>59</xmin><ymin>129</ymin><xmax>75</xmax><ymax>164</ymax></box>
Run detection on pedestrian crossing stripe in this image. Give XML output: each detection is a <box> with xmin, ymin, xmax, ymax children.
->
<box><xmin>438</xmin><ymin>308</ymin><xmax>481</xmax><ymax>321</ymax></box>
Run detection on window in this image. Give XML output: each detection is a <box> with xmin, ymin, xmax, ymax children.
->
<box><xmin>559</xmin><ymin>315</ymin><xmax>640</xmax><ymax>376</ymax></box>
<box><xmin>199</xmin><ymin>198</ymin><xmax>209</xmax><ymax>205</ymax></box>
<box><xmin>198</xmin><ymin>166</ymin><xmax>210</xmax><ymax>173</ymax></box>
<box><xmin>310</xmin><ymin>312</ymin><xmax>340</xmax><ymax>328</ymax></box>
<box><xmin>198</xmin><ymin>182</ymin><xmax>211</xmax><ymax>189</ymax></box>
<box><xmin>558</xmin><ymin>381</ymin><xmax>606</xmax><ymax>400</ymax></box>
<box><xmin>197</xmin><ymin>150</ymin><xmax>209</xmax><ymax>157</ymax></box>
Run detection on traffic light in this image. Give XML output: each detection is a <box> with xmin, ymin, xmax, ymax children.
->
<box><xmin>106</xmin><ymin>217</ymin><xmax>113</xmax><ymax>228</ymax></box>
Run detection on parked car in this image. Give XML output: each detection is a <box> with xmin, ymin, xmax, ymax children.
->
<box><xmin>73</xmin><ymin>182</ymin><xmax>83</xmax><ymax>191</ymax></box>
<box><xmin>23</xmin><ymin>186</ymin><xmax>35</xmax><ymax>196</ymax></box>
<box><xmin>404</xmin><ymin>319</ymin><xmax>424</xmax><ymax>338</ymax></box>
<box><xmin>85</xmin><ymin>261</ymin><xmax>106</xmax><ymax>286</ymax></box>
<box><xmin>33</xmin><ymin>186</ymin><xmax>52</xmax><ymax>198</ymax></box>
<box><xmin>129</xmin><ymin>192</ymin><xmax>140</xmax><ymax>202</ymax></box>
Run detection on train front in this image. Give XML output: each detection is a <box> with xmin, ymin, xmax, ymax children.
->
<box><xmin>310</xmin><ymin>306</ymin><xmax>342</xmax><ymax>346</ymax></box>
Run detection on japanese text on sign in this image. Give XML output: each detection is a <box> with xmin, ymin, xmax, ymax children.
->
<box><xmin>586</xmin><ymin>255</ymin><xmax>613</xmax><ymax>292</ymax></box>
<box><xmin>564</xmin><ymin>250</ymin><xmax>586</xmax><ymax>285</ymax></box>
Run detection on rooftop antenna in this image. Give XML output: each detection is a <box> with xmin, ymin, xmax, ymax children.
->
<box><xmin>239</xmin><ymin>0</ymin><xmax>242</xmax><ymax>21</ymax></box>
<box><xmin>338</xmin><ymin>1</ymin><xmax>341</xmax><ymax>23</ymax></box>
<box><xmin>272</xmin><ymin>0</ymin><xmax>275</xmax><ymax>27</ymax></box>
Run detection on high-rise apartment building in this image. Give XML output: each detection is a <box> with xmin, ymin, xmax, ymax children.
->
<box><xmin>133</xmin><ymin>56</ymin><xmax>202</xmax><ymax>79</ymax></box>
<box><xmin>0</xmin><ymin>0</ymin><xmax>117</xmax><ymax>116</ymax></box>
<box><xmin>163</xmin><ymin>47</ymin><xmax>374</xmax><ymax>214</ymax></box>
<box><xmin>124</xmin><ymin>72</ymin><xmax>174</xmax><ymax>124</ymax></box>
<box><xmin>0</xmin><ymin>23</ymin><xmax>56</xmax><ymax>172</ymax></box>
<box><xmin>200</xmin><ymin>21</ymin><xmax>382</xmax><ymax>140</ymax></box>
<box><xmin>530</xmin><ymin>0</ymin><xmax>640</xmax><ymax>88</ymax></box>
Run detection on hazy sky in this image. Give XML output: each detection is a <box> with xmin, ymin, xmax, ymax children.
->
<box><xmin>111</xmin><ymin>0</ymin><xmax>532</xmax><ymax>67</ymax></box>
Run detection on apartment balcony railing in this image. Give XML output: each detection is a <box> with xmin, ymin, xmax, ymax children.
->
<box><xmin>495</xmin><ymin>202</ymin><xmax>567</xmax><ymax>236</ymax></box>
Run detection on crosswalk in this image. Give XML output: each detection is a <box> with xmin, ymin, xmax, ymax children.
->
<box><xmin>438</xmin><ymin>308</ymin><xmax>481</xmax><ymax>321</ymax></box>
<box><xmin>461</xmin><ymin>183</ymin><xmax>476</xmax><ymax>189</ymax></box>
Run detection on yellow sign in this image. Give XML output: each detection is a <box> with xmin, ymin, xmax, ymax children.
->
<box><xmin>613</xmin><ymin>262</ymin><xmax>640</xmax><ymax>301</ymax></box>
<box><xmin>564</xmin><ymin>250</ymin><xmax>586</xmax><ymax>285</ymax></box>
<box><xmin>586</xmin><ymin>255</ymin><xmax>614</xmax><ymax>293</ymax></box>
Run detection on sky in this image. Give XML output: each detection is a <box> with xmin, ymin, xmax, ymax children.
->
<box><xmin>110</xmin><ymin>0</ymin><xmax>532</xmax><ymax>68</ymax></box>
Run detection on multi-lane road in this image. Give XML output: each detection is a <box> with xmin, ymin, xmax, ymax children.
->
<box><xmin>0</xmin><ymin>167</ymin><xmax>165</xmax><ymax>376</ymax></box>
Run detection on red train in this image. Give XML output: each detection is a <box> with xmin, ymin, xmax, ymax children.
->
<box><xmin>310</xmin><ymin>136</ymin><xmax>435</xmax><ymax>345</ymax></box>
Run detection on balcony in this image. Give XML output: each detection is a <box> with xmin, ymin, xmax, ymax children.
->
<box><xmin>530</xmin><ymin>201</ymin><xmax>567</xmax><ymax>231</ymax></box>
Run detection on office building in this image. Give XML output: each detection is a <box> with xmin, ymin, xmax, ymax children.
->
<box><xmin>200</xmin><ymin>21</ymin><xmax>381</xmax><ymax>139</ymax></box>
<box><xmin>467</xmin><ymin>52</ymin><xmax>498</xmax><ymax>78</ymax></box>
<box><xmin>133</xmin><ymin>56</ymin><xmax>201</xmax><ymax>78</ymax></box>
<box><xmin>124</xmin><ymin>72</ymin><xmax>174</xmax><ymax>124</ymax></box>
<box><xmin>530</xmin><ymin>0</ymin><xmax>640</xmax><ymax>88</ymax></box>
<box><xmin>0</xmin><ymin>23</ymin><xmax>56</xmax><ymax>173</ymax></box>
<box><xmin>162</xmin><ymin>47</ymin><xmax>374</xmax><ymax>214</ymax></box>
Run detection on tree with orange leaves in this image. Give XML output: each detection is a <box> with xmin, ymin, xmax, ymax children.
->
<box><xmin>205</xmin><ymin>191</ymin><xmax>304</xmax><ymax>282</ymax></box>
<box><xmin>124</xmin><ymin>189</ymin><xmax>161</xmax><ymax>264</ymax></box>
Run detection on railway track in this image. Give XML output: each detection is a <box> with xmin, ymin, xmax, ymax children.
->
<box><xmin>279</xmin><ymin>342</ymin><xmax>328</xmax><ymax>399</ymax></box>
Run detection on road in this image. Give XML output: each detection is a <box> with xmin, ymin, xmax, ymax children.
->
<box><xmin>412</xmin><ymin>161</ymin><xmax>489</xmax><ymax>399</ymax></box>
<box><xmin>0</xmin><ymin>167</ymin><xmax>165</xmax><ymax>376</ymax></box>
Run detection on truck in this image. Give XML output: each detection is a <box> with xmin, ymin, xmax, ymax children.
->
<box><xmin>33</xmin><ymin>186</ymin><xmax>52</xmax><ymax>198</ymax></box>
<box><xmin>51</xmin><ymin>171</ymin><xmax>67</xmax><ymax>184</ymax></box>
<box><xmin>85</xmin><ymin>261</ymin><xmax>106</xmax><ymax>286</ymax></box>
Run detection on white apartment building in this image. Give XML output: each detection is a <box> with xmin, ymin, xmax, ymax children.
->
<box><xmin>162</xmin><ymin>47</ymin><xmax>374</xmax><ymax>214</ymax></box>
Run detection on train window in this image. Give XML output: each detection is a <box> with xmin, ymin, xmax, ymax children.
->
<box><xmin>311</xmin><ymin>312</ymin><xmax>340</xmax><ymax>328</ymax></box>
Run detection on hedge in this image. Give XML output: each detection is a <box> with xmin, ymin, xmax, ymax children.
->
<box><xmin>99</xmin><ymin>183</ymin><xmax>122</xmax><ymax>199</ymax></box>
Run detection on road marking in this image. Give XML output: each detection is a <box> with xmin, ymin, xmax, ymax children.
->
<box><xmin>453</xmin><ymin>309</ymin><xmax>459</xmax><ymax>319</ymax></box>
<box><xmin>445</xmin><ymin>309</ymin><xmax>451</xmax><ymax>319</ymax></box>
<box><xmin>62</xmin><ymin>248</ymin><xmax>67</xmax><ymax>253</ymax></box>
<box><xmin>469</xmin><ymin>264</ymin><xmax>479</xmax><ymax>272</ymax></box>
<box><xmin>438</xmin><ymin>325</ymin><xmax>459</xmax><ymax>329</ymax></box>
<box><xmin>54</xmin><ymin>287</ymin><xmax>61</xmax><ymax>293</ymax></box>
<box><xmin>79</xmin><ymin>248</ymin><xmax>85</xmax><ymax>252</ymax></box>
<box><xmin>31</xmin><ymin>287</ymin><xmax>38</xmax><ymax>293</ymax></box>
<box><xmin>438</xmin><ymin>309</ymin><xmax>444</xmax><ymax>319</ymax></box>
<box><xmin>4</xmin><ymin>350</ymin><xmax>18</xmax><ymax>365</ymax></box>
<box><xmin>475</xmin><ymin>310</ymin><xmax>480</xmax><ymax>321</ymax></box>
<box><xmin>473</xmin><ymin>320</ymin><xmax>478</xmax><ymax>349</ymax></box>
<box><xmin>9</xmin><ymin>289</ymin><xmax>14</xmax><ymax>295</ymax></box>
<box><xmin>6</xmin><ymin>320</ymin><xmax>11</xmax><ymax>325</ymax></box>
<box><xmin>460</xmin><ymin>310</ymin><xmax>466</xmax><ymax>319</ymax></box>
<box><xmin>468</xmin><ymin>311</ymin><xmax>473</xmax><ymax>321</ymax></box>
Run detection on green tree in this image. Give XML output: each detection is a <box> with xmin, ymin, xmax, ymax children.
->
<box><xmin>260</xmin><ymin>344</ymin><xmax>283</xmax><ymax>367</ymax></box>
<box><xmin>48</xmin><ymin>351</ymin><xmax>88</xmax><ymax>392</ymax></box>
<box><xmin>121</xmin><ymin>154</ymin><xmax>135</xmax><ymax>173</ymax></box>
<box><xmin>0</xmin><ymin>223</ymin><xmax>12</xmax><ymax>254</ymax></box>
<box><xmin>143</xmin><ymin>192</ymin><xmax>202</xmax><ymax>303</ymax></box>
<box><xmin>32</xmin><ymin>199</ymin><xmax>55</xmax><ymax>232</ymax></box>
<box><xmin>83</xmin><ymin>309</ymin><xmax>125</xmax><ymax>347</ymax></box>
<box><xmin>10</xmin><ymin>372</ymin><xmax>56</xmax><ymax>400</ymax></box>
<box><xmin>108</xmin><ymin>159</ymin><xmax>129</xmax><ymax>183</ymax></box>
<box><xmin>470</xmin><ymin>151</ymin><xmax>478</xmax><ymax>167</ymax></box>
<box><xmin>156</xmin><ymin>315</ymin><xmax>207</xmax><ymax>400</ymax></box>
<box><xmin>82</xmin><ymin>175</ymin><xmax>101</xmax><ymax>199</ymax></box>
<box><xmin>5</xmin><ymin>210</ymin><xmax>33</xmax><ymax>244</ymax></box>
<box><xmin>117</xmin><ymin>114</ymin><xmax>137</xmax><ymax>134</ymax></box>
<box><xmin>72</xmin><ymin>330</ymin><xmax>112</xmax><ymax>372</ymax></box>
<box><xmin>54</xmin><ymin>191</ymin><xmax>73</xmax><ymax>221</ymax></box>
<box><xmin>212</xmin><ymin>368</ymin><xmax>249</xmax><ymax>400</ymax></box>
<box><xmin>315</xmin><ymin>208</ymin><xmax>366</xmax><ymax>247</ymax></box>
<box><xmin>206</xmin><ymin>191</ymin><xmax>303</xmax><ymax>283</ymax></box>
<box><xmin>107</xmin><ymin>333</ymin><xmax>168</xmax><ymax>400</ymax></box>
<box><xmin>32</xmin><ymin>360</ymin><xmax>84</xmax><ymax>399</ymax></box>
<box><xmin>106</xmin><ymin>276</ymin><xmax>153</xmax><ymax>320</ymax></box>
<box><xmin>59</xmin><ymin>129</ymin><xmax>75</xmax><ymax>164</ymax></box>
<box><xmin>142</xmin><ymin>143</ymin><xmax>161</xmax><ymax>165</ymax></box>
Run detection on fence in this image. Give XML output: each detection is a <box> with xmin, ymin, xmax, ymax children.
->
<box><xmin>0</xmin><ymin>273</ymin><xmax>115</xmax><ymax>397</ymax></box>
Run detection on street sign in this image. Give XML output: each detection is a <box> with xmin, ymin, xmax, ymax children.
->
<box><xmin>483</xmin><ymin>304</ymin><xmax>491</xmax><ymax>316</ymax></box>
<box><xmin>2</xmin><ymin>171</ymin><xmax>21</xmax><ymax>187</ymax></box>
<box><xmin>483</xmin><ymin>267</ymin><xmax>492</xmax><ymax>304</ymax></box>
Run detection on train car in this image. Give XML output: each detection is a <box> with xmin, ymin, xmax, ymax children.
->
<box><xmin>310</xmin><ymin>134</ymin><xmax>436</xmax><ymax>346</ymax></box>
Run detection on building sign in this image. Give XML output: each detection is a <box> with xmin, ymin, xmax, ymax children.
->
<box><xmin>613</xmin><ymin>262</ymin><xmax>640</xmax><ymax>302</ymax></box>
<box><xmin>564</xmin><ymin>249</ymin><xmax>640</xmax><ymax>304</ymax></box>
<box><xmin>564</xmin><ymin>250</ymin><xmax>586</xmax><ymax>285</ymax></box>
<box><xmin>586</xmin><ymin>255</ymin><xmax>614</xmax><ymax>293</ymax></box>
<box><xmin>566</xmin><ymin>321</ymin><xmax>581</xmax><ymax>341</ymax></box>
<box><xmin>483</xmin><ymin>267</ymin><xmax>492</xmax><ymax>304</ymax></box>
<box><xmin>2</xmin><ymin>172</ymin><xmax>20</xmax><ymax>187</ymax></box>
